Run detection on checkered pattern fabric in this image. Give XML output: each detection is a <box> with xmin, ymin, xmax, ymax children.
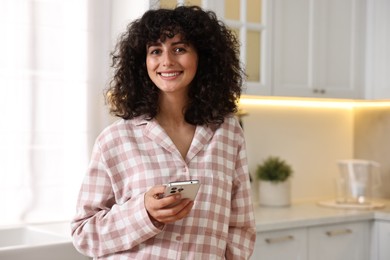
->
<box><xmin>71</xmin><ymin>116</ymin><xmax>256</xmax><ymax>259</ymax></box>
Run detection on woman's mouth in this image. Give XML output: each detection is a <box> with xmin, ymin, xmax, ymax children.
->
<box><xmin>158</xmin><ymin>71</ymin><xmax>182</xmax><ymax>78</ymax></box>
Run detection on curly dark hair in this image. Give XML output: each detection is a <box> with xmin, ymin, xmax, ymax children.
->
<box><xmin>106</xmin><ymin>5</ymin><xmax>245</xmax><ymax>125</ymax></box>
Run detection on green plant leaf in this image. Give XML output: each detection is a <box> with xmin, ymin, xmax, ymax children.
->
<box><xmin>256</xmin><ymin>156</ymin><xmax>293</xmax><ymax>182</ymax></box>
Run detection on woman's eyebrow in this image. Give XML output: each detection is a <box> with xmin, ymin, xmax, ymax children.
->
<box><xmin>147</xmin><ymin>41</ymin><xmax>189</xmax><ymax>49</ymax></box>
<box><xmin>171</xmin><ymin>41</ymin><xmax>189</xmax><ymax>46</ymax></box>
<box><xmin>147</xmin><ymin>42</ymin><xmax>161</xmax><ymax>48</ymax></box>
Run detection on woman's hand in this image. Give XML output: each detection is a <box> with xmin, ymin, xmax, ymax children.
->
<box><xmin>144</xmin><ymin>185</ymin><xmax>194</xmax><ymax>225</ymax></box>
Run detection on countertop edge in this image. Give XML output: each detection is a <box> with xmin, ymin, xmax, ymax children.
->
<box><xmin>254</xmin><ymin>201</ymin><xmax>390</xmax><ymax>232</ymax></box>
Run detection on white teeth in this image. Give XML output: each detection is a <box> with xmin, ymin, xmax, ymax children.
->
<box><xmin>160</xmin><ymin>72</ymin><xmax>180</xmax><ymax>77</ymax></box>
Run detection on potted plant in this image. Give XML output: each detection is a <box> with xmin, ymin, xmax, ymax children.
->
<box><xmin>256</xmin><ymin>156</ymin><xmax>293</xmax><ymax>207</ymax></box>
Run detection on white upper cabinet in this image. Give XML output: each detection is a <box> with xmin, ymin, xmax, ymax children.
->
<box><xmin>154</xmin><ymin>0</ymin><xmax>390</xmax><ymax>99</ymax></box>
<box><xmin>365</xmin><ymin>0</ymin><xmax>390</xmax><ymax>99</ymax></box>
<box><xmin>158</xmin><ymin>0</ymin><xmax>272</xmax><ymax>96</ymax></box>
<box><xmin>212</xmin><ymin>0</ymin><xmax>272</xmax><ymax>96</ymax></box>
<box><xmin>272</xmin><ymin>0</ymin><xmax>366</xmax><ymax>99</ymax></box>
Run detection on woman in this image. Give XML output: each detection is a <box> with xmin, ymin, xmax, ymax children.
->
<box><xmin>71</xmin><ymin>5</ymin><xmax>256</xmax><ymax>259</ymax></box>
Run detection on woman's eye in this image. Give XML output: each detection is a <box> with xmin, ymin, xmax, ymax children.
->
<box><xmin>149</xmin><ymin>49</ymin><xmax>161</xmax><ymax>55</ymax></box>
<box><xmin>174</xmin><ymin>47</ymin><xmax>186</xmax><ymax>53</ymax></box>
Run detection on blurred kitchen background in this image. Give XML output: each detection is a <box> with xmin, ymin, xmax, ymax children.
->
<box><xmin>0</xmin><ymin>0</ymin><xmax>389</xmax><ymax>226</ymax></box>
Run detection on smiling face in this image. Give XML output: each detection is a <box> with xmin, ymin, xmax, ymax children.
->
<box><xmin>146</xmin><ymin>34</ymin><xmax>198</xmax><ymax>96</ymax></box>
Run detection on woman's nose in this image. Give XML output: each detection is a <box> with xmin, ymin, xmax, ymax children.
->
<box><xmin>162</xmin><ymin>52</ymin><xmax>175</xmax><ymax>66</ymax></box>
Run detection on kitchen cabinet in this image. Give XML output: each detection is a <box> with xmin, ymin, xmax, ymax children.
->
<box><xmin>249</xmin><ymin>0</ymin><xmax>389</xmax><ymax>99</ymax></box>
<box><xmin>365</xmin><ymin>0</ymin><xmax>390</xmax><ymax>99</ymax></box>
<box><xmin>208</xmin><ymin>0</ymin><xmax>272</xmax><ymax>96</ymax></box>
<box><xmin>375</xmin><ymin>221</ymin><xmax>390</xmax><ymax>260</ymax></box>
<box><xmin>308</xmin><ymin>221</ymin><xmax>371</xmax><ymax>260</ymax></box>
<box><xmin>272</xmin><ymin>0</ymin><xmax>366</xmax><ymax>99</ymax></box>
<box><xmin>253</xmin><ymin>221</ymin><xmax>370</xmax><ymax>260</ymax></box>
<box><xmin>252</xmin><ymin>228</ymin><xmax>307</xmax><ymax>260</ymax></box>
<box><xmin>158</xmin><ymin>0</ymin><xmax>390</xmax><ymax>99</ymax></box>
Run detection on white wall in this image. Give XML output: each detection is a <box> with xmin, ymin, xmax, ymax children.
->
<box><xmin>354</xmin><ymin>107</ymin><xmax>390</xmax><ymax>198</ymax></box>
<box><xmin>240</xmin><ymin>102</ymin><xmax>354</xmax><ymax>203</ymax></box>
<box><xmin>110</xmin><ymin>0</ymin><xmax>150</xmax><ymax>46</ymax></box>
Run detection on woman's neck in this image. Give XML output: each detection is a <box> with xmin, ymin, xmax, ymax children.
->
<box><xmin>156</xmin><ymin>93</ymin><xmax>188</xmax><ymax>126</ymax></box>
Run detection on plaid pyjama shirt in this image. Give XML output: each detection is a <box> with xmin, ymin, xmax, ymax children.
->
<box><xmin>71</xmin><ymin>115</ymin><xmax>256</xmax><ymax>259</ymax></box>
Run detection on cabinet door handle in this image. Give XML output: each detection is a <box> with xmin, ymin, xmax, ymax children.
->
<box><xmin>313</xmin><ymin>89</ymin><xmax>326</xmax><ymax>94</ymax></box>
<box><xmin>326</xmin><ymin>229</ymin><xmax>352</xmax><ymax>237</ymax></box>
<box><xmin>265</xmin><ymin>235</ymin><xmax>294</xmax><ymax>244</ymax></box>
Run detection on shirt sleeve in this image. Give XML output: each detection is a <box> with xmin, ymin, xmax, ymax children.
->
<box><xmin>225</xmin><ymin>133</ymin><xmax>256</xmax><ymax>260</ymax></box>
<box><xmin>70</xmin><ymin>141</ymin><xmax>164</xmax><ymax>258</ymax></box>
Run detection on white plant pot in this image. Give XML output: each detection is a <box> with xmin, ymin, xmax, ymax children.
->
<box><xmin>258</xmin><ymin>180</ymin><xmax>291</xmax><ymax>207</ymax></box>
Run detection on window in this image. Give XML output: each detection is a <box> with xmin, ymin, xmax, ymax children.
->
<box><xmin>0</xmin><ymin>0</ymin><xmax>111</xmax><ymax>225</ymax></box>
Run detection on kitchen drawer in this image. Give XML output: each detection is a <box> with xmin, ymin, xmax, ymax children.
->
<box><xmin>252</xmin><ymin>227</ymin><xmax>307</xmax><ymax>260</ymax></box>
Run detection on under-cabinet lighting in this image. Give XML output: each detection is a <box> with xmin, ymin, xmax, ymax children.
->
<box><xmin>239</xmin><ymin>96</ymin><xmax>390</xmax><ymax>109</ymax></box>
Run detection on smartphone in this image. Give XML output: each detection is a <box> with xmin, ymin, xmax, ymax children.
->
<box><xmin>162</xmin><ymin>180</ymin><xmax>200</xmax><ymax>201</ymax></box>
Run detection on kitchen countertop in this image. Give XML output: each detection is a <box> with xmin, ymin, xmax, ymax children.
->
<box><xmin>254</xmin><ymin>200</ymin><xmax>390</xmax><ymax>232</ymax></box>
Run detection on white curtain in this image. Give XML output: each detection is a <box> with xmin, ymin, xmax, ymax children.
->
<box><xmin>0</xmin><ymin>0</ymin><xmax>124</xmax><ymax>225</ymax></box>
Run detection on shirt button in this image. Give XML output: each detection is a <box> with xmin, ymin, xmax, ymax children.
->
<box><xmin>176</xmin><ymin>236</ymin><xmax>181</xmax><ymax>241</ymax></box>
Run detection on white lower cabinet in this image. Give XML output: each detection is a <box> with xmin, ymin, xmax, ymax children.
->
<box><xmin>308</xmin><ymin>222</ymin><xmax>370</xmax><ymax>260</ymax></box>
<box><xmin>253</xmin><ymin>221</ymin><xmax>370</xmax><ymax>260</ymax></box>
<box><xmin>376</xmin><ymin>221</ymin><xmax>390</xmax><ymax>260</ymax></box>
<box><xmin>252</xmin><ymin>228</ymin><xmax>307</xmax><ymax>260</ymax></box>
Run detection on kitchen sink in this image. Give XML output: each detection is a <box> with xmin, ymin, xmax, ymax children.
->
<box><xmin>0</xmin><ymin>222</ymin><xmax>90</xmax><ymax>260</ymax></box>
<box><xmin>0</xmin><ymin>226</ymin><xmax>68</xmax><ymax>248</ymax></box>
